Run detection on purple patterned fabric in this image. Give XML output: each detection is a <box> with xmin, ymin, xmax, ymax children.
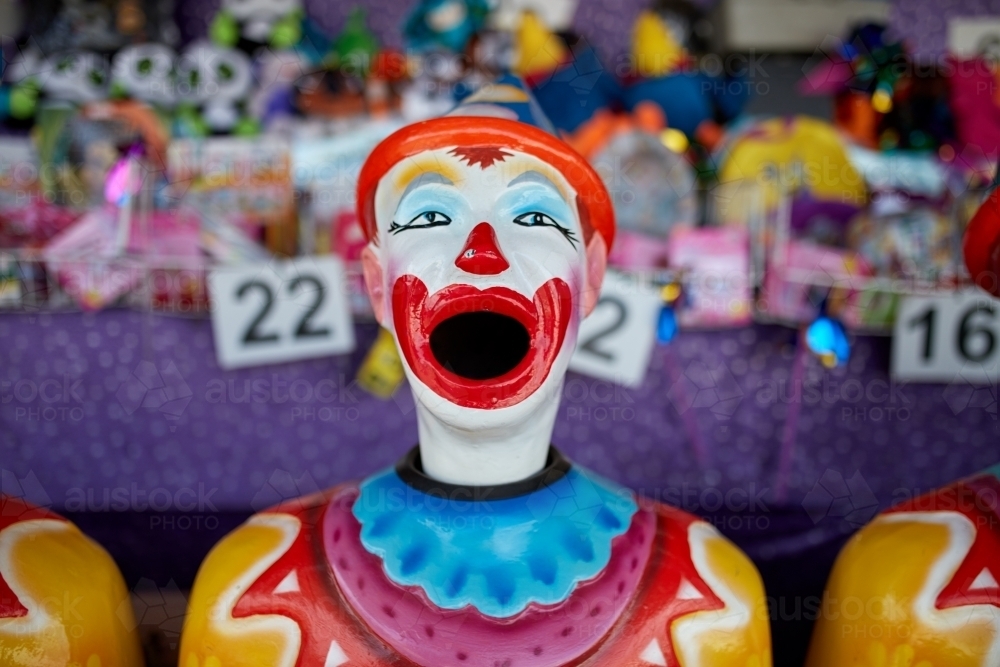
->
<box><xmin>890</xmin><ymin>0</ymin><xmax>1000</xmax><ymax>62</ymax></box>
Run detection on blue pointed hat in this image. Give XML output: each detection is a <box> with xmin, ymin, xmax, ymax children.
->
<box><xmin>448</xmin><ymin>73</ymin><xmax>558</xmax><ymax>135</ymax></box>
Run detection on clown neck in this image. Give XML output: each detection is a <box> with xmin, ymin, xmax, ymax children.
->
<box><xmin>411</xmin><ymin>376</ymin><xmax>564</xmax><ymax>486</ymax></box>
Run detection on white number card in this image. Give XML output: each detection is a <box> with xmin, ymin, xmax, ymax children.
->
<box><xmin>569</xmin><ymin>270</ymin><xmax>663</xmax><ymax>388</ymax></box>
<box><xmin>893</xmin><ymin>290</ymin><xmax>1000</xmax><ymax>383</ymax></box>
<box><xmin>209</xmin><ymin>256</ymin><xmax>356</xmax><ymax>370</ymax></box>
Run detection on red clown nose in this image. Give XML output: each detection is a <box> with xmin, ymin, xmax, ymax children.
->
<box><xmin>964</xmin><ymin>188</ymin><xmax>1000</xmax><ymax>297</ymax></box>
<box><xmin>454</xmin><ymin>223</ymin><xmax>510</xmax><ymax>275</ymax></box>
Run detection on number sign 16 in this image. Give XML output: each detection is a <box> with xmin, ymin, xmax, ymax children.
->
<box><xmin>209</xmin><ymin>257</ymin><xmax>356</xmax><ymax>370</ymax></box>
<box><xmin>892</xmin><ymin>290</ymin><xmax>1000</xmax><ymax>383</ymax></box>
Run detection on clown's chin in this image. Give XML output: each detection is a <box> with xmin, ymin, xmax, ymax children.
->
<box><xmin>391</xmin><ymin>276</ymin><xmax>573</xmax><ymax>410</ymax></box>
<box><xmin>429</xmin><ymin>312</ymin><xmax>530</xmax><ymax>380</ymax></box>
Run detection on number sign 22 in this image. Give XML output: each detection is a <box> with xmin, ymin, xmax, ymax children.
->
<box><xmin>209</xmin><ymin>257</ymin><xmax>356</xmax><ymax>370</ymax></box>
<box><xmin>892</xmin><ymin>290</ymin><xmax>1000</xmax><ymax>383</ymax></box>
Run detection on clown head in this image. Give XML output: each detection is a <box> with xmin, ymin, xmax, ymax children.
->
<box><xmin>357</xmin><ymin>77</ymin><xmax>614</xmax><ymax>485</ymax></box>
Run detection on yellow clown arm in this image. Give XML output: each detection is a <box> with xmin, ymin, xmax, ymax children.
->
<box><xmin>673</xmin><ymin>523</ymin><xmax>773</xmax><ymax>667</ymax></box>
<box><xmin>0</xmin><ymin>519</ymin><xmax>143</xmax><ymax>667</ymax></box>
<box><xmin>806</xmin><ymin>512</ymin><xmax>999</xmax><ymax>667</ymax></box>
<box><xmin>179</xmin><ymin>514</ymin><xmax>302</xmax><ymax>667</ymax></box>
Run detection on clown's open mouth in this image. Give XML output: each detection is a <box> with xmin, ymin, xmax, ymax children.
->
<box><xmin>391</xmin><ymin>276</ymin><xmax>573</xmax><ymax>409</ymax></box>
<box><xmin>430</xmin><ymin>312</ymin><xmax>530</xmax><ymax>380</ymax></box>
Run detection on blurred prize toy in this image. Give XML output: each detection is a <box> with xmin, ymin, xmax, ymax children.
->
<box><xmin>515</xmin><ymin>12</ymin><xmax>622</xmax><ymax>134</ymax></box>
<box><xmin>249</xmin><ymin>47</ymin><xmax>313</xmax><ymax>128</ymax></box>
<box><xmin>0</xmin><ymin>143</ymin><xmax>84</xmax><ymax>307</ymax></box>
<box><xmin>127</xmin><ymin>208</ymin><xmax>210</xmax><ymax>311</ymax></box>
<box><xmin>588</xmin><ymin>113</ymin><xmax>698</xmax><ymax>270</ymax></box>
<box><xmin>2</xmin><ymin>47</ymin><xmax>109</xmax><ymax>121</ymax></box>
<box><xmin>42</xmin><ymin>205</ymin><xmax>142</xmax><ymax>310</ymax></box>
<box><xmin>948</xmin><ymin>55</ymin><xmax>1000</xmax><ymax>158</ymax></box>
<box><xmin>762</xmin><ymin>238</ymin><xmax>872</xmax><ymax>325</ymax></box>
<box><xmin>327</xmin><ymin>8</ymin><xmax>380</xmax><ymax>72</ymax></box>
<box><xmin>168</xmin><ymin>134</ymin><xmax>294</xmax><ymax>254</ymax></box>
<box><xmin>111</xmin><ymin>43</ymin><xmax>177</xmax><ymax>108</ymax></box>
<box><xmin>9</xmin><ymin>49</ymin><xmax>118</xmax><ymax>202</ymax></box>
<box><xmin>805</xmin><ymin>299</ymin><xmax>851</xmax><ymax>368</ymax></box>
<box><xmin>174</xmin><ymin>41</ymin><xmax>258</xmax><ymax>136</ymax></box>
<box><xmin>668</xmin><ymin>225</ymin><xmax>752</xmax><ymax>328</ymax></box>
<box><xmin>656</xmin><ymin>281</ymin><xmax>681</xmax><ymax>343</ymax></box>
<box><xmin>19</xmin><ymin>0</ymin><xmax>179</xmax><ymax>53</ymax></box>
<box><xmin>403</xmin><ymin>0</ymin><xmax>489</xmax><ymax>53</ymax></box>
<box><xmin>294</xmin><ymin>68</ymin><xmax>367</xmax><ymax>118</ymax></box>
<box><xmin>357</xmin><ymin>326</ymin><xmax>407</xmax><ymax>397</ymax></box>
<box><xmin>210</xmin><ymin>0</ymin><xmax>304</xmax><ymax>51</ymax></box>
<box><xmin>622</xmin><ymin>11</ymin><xmax>748</xmax><ymax>145</ymax></box>
<box><xmin>799</xmin><ymin>22</ymin><xmax>952</xmax><ymax>151</ymax></box>
<box><xmin>398</xmin><ymin>44</ymin><xmax>474</xmax><ymax>120</ymax></box>
<box><xmin>35</xmin><ymin>49</ymin><xmax>111</xmax><ymax>105</ymax></box>
<box><xmin>964</xmin><ymin>186</ymin><xmax>1000</xmax><ymax>297</ymax></box>
<box><xmin>714</xmin><ymin>116</ymin><xmax>867</xmax><ymax>236</ymax></box>
<box><xmin>293</xmin><ymin>10</ymin><xmax>403</xmax><ymax>120</ymax></box>
<box><xmin>847</xmin><ymin>204</ymin><xmax>960</xmax><ymax>283</ymax></box>
<box><xmin>0</xmin><ymin>46</ymin><xmax>42</xmax><ymax>122</ymax></box>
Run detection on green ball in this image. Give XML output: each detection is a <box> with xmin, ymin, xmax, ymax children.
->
<box><xmin>10</xmin><ymin>84</ymin><xmax>39</xmax><ymax>119</ymax></box>
<box><xmin>210</xmin><ymin>11</ymin><xmax>240</xmax><ymax>47</ymax></box>
<box><xmin>270</xmin><ymin>16</ymin><xmax>301</xmax><ymax>50</ymax></box>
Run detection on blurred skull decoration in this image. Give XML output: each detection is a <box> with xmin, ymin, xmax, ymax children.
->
<box><xmin>175</xmin><ymin>41</ymin><xmax>257</xmax><ymax>135</ymax></box>
<box><xmin>179</xmin><ymin>75</ymin><xmax>772</xmax><ymax>666</ymax></box>
<box><xmin>111</xmin><ymin>43</ymin><xmax>177</xmax><ymax>108</ymax></box>
<box><xmin>210</xmin><ymin>0</ymin><xmax>304</xmax><ymax>50</ymax></box>
<box><xmin>38</xmin><ymin>50</ymin><xmax>110</xmax><ymax>105</ymax></box>
<box><xmin>0</xmin><ymin>48</ymin><xmax>109</xmax><ymax>121</ymax></box>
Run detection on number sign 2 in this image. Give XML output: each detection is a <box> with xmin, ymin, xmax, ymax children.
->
<box><xmin>209</xmin><ymin>257</ymin><xmax>356</xmax><ymax>370</ymax></box>
<box><xmin>892</xmin><ymin>290</ymin><xmax>1000</xmax><ymax>383</ymax></box>
<box><xmin>569</xmin><ymin>270</ymin><xmax>663</xmax><ymax>388</ymax></box>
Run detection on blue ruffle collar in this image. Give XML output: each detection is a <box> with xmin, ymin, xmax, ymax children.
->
<box><xmin>352</xmin><ymin>449</ymin><xmax>637</xmax><ymax>618</ymax></box>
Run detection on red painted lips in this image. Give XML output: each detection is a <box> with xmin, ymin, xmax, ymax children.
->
<box><xmin>391</xmin><ymin>276</ymin><xmax>573</xmax><ymax>409</ymax></box>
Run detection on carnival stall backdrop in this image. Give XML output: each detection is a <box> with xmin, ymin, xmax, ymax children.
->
<box><xmin>1</xmin><ymin>0</ymin><xmax>999</xmax><ymax>665</ymax></box>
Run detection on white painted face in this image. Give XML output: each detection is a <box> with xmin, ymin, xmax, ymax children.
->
<box><xmin>176</xmin><ymin>42</ymin><xmax>252</xmax><ymax>105</ymax></box>
<box><xmin>112</xmin><ymin>44</ymin><xmax>177</xmax><ymax>107</ymax></box>
<box><xmin>364</xmin><ymin>146</ymin><xmax>603</xmax><ymax>435</ymax></box>
<box><xmin>40</xmin><ymin>51</ymin><xmax>109</xmax><ymax>103</ymax></box>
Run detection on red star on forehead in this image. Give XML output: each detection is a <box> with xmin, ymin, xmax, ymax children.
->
<box><xmin>448</xmin><ymin>146</ymin><xmax>513</xmax><ymax>170</ymax></box>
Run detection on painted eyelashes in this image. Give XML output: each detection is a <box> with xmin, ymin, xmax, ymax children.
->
<box><xmin>513</xmin><ymin>211</ymin><xmax>578</xmax><ymax>248</ymax></box>
<box><xmin>391</xmin><ymin>210</ymin><xmax>578</xmax><ymax>248</ymax></box>
<box><xmin>389</xmin><ymin>211</ymin><xmax>453</xmax><ymax>234</ymax></box>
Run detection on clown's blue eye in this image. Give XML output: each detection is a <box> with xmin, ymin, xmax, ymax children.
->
<box><xmin>513</xmin><ymin>211</ymin><xmax>577</xmax><ymax>247</ymax></box>
<box><xmin>389</xmin><ymin>210</ymin><xmax>452</xmax><ymax>234</ymax></box>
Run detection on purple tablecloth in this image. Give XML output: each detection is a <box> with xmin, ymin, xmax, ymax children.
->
<box><xmin>3</xmin><ymin>308</ymin><xmax>995</xmax><ymax>543</ymax></box>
